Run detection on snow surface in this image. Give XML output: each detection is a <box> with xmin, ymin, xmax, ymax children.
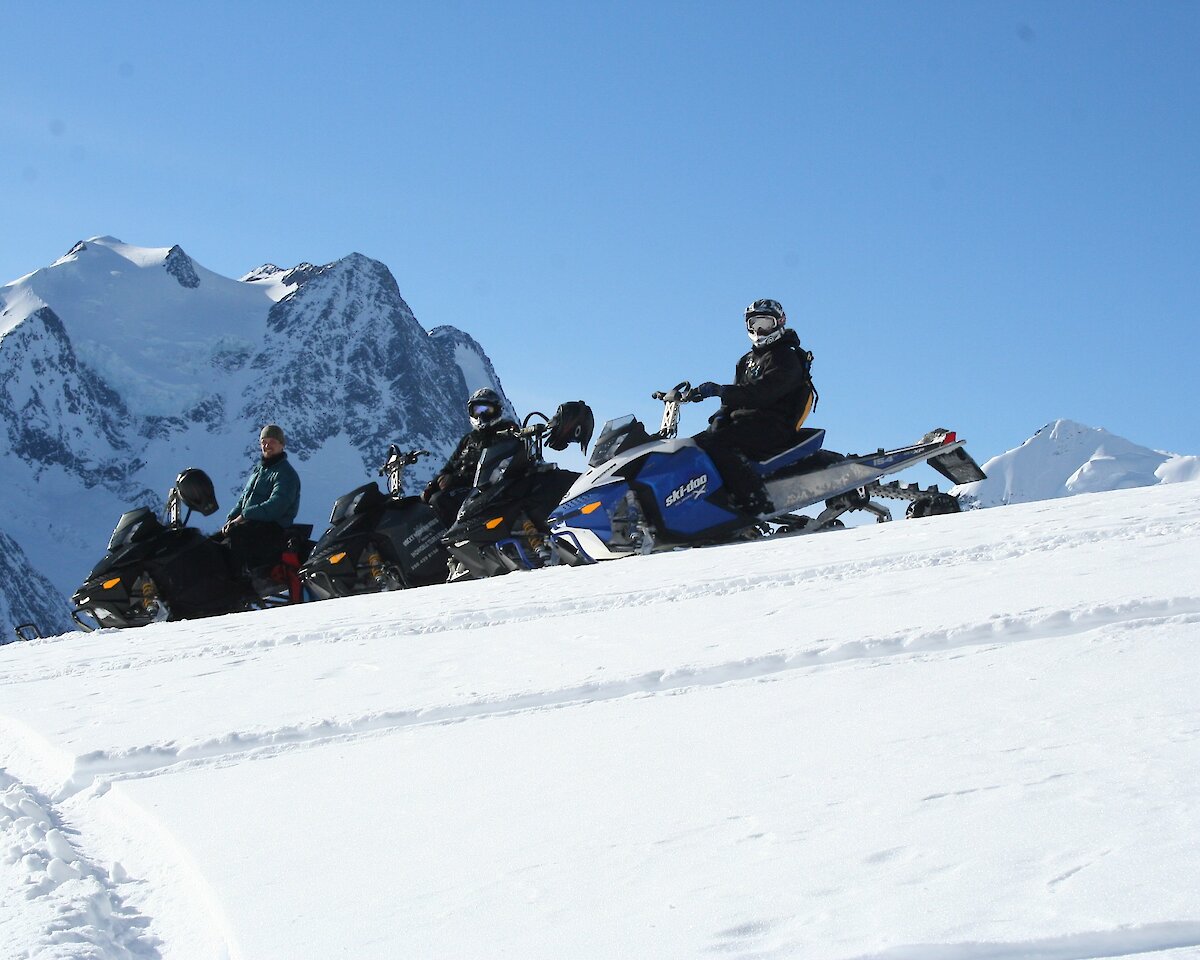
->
<box><xmin>3</xmin><ymin>480</ymin><xmax>1200</xmax><ymax>959</ymax></box>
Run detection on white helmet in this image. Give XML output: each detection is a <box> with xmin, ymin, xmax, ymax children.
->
<box><xmin>745</xmin><ymin>298</ymin><xmax>787</xmax><ymax>347</ymax></box>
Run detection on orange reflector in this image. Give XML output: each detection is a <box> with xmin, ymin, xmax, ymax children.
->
<box><xmin>102</xmin><ymin>577</ymin><xmax>122</xmax><ymax>590</ymax></box>
<box><xmin>485</xmin><ymin>517</ymin><xmax>505</xmax><ymax>529</ymax></box>
<box><xmin>330</xmin><ymin>552</ymin><xmax>347</xmax><ymax>564</ymax></box>
<box><xmin>581</xmin><ymin>501</ymin><xmax>602</xmax><ymax>515</ymax></box>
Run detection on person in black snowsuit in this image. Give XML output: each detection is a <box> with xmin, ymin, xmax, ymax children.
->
<box><xmin>421</xmin><ymin>387</ymin><xmax>518</xmax><ymax>527</ymax></box>
<box><xmin>690</xmin><ymin>299</ymin><xmax>817</xmax><ymax>515</ymax></box>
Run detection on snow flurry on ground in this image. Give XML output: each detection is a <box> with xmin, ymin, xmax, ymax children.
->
<box><xmin>2</xmin><ymin>481</ymin><xmax>1200</xmax><ymax>959</ymax></box>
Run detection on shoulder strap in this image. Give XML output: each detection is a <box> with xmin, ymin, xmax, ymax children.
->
<box><xmin>792</xmin><ymin>343</ymin><xmax>818</xmax><ymax>411</ymax></box>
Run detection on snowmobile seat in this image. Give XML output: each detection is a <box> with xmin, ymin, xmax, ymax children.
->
<box><xmin>749</xmin><ymin>428</ymin><xmax>827</xmax><ymax>478</ymax></box>
<box><xmin>285</xmin><ymin>524</ymin><xmax>315</xmax><ymax>565</ymax></box>
<box><xmin>248</xmin><ymin>525</ymin><xmax>315</xmax><ymax>603</ymax></box>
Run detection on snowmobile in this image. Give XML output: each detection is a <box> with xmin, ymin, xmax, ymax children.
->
<box><xmin>546</xmin><ymin>382</ymin><xmax>987</xmax><ymax>564</ymax></box>
<box><xmin>70</xmin><ymin>469</ymin><xmax>312</xmax><ymax>630</ymax></box>
<box><xmin>300</xmin><ymin>446</ymin><xmax>451</xmax><ymax>599</ymax></box>
<box><xmin>441</xmin><ymin>402</ymin><xmax>594</xmax><ymax>579</ymax></box>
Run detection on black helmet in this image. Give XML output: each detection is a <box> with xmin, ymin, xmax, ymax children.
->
<box><xmin>467</xmin><ymin>387</ymin><xmax>503</xmax><ymax>430</ymax></box>
<box><xmin>175</xmin><ymin>468</ymin><xmax>219</xmax><ymax>516</ymax></box>
<box><xmin>744</xmin><ymin>298</ymin><xmax>787</xmax><ymax>347</ymax></box>
<box><xmin>546</xmin><ymin>401</ymin><xmax>595</xmax><ymax>453</ymax></box>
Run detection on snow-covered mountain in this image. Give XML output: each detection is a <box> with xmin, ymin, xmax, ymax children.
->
<box><xmin>2</xmin><ymin>482</ymin><xmax>1199</xmax><ymax>957</ymax></box>
<box><xmin>0</xmin><ymin>237</ymin><xmax>513</xmax><ymax>627</ymax></box>
<box><xmin>0</xmin><ymin>533</ymin><xmax>69</xmax><ymax>639</ymax></box>
<box><xmin>952</xmin><ymin>418</ymin><xmax>1200</xmax><ymax>508</ymax></box>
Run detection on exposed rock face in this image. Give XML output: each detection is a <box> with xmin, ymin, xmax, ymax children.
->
<box><xmin>0</xmin><ymin>306</ymin><xmax>137</xmax><ymax>490</ymax></box>
<box><xmin>164</xmin><ymin>245</ymin><xmax>201</xmax><ymax>288</ymax></box>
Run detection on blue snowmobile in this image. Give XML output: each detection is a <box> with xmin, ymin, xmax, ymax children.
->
<box><xmin>546</xmin><ymin>382</ymin><xmax>987</xmax><ymax>564</ymax></box>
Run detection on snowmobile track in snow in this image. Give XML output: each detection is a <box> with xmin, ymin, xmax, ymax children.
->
<box><xmin>46</xmin><ymin>594</ymin><xmax>1200</xmax><ymax>800</ymax></box>
<box><xmin>3</xmin><ymin>508</ymin><xmax>1195</xmax><ymax>687</ymax></box>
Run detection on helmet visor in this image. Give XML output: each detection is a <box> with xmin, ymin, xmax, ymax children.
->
<box><xmin>746</xmin><ymin>314</ymin><xmax>782</xmax><ymax>336</ymax></box>
<box><xmin>470</xmin><ymin>401</ymin><xmax>499</xmax><ymax>419</ymax></box>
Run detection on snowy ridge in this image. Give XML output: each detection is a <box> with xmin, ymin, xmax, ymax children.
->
<box><xmin>429</xmin><ymin>324</ymin><xmax>517</xmax><ymax>420</ymax></box>
<box><xmin>2</xmin><ymin>481</ymin><xmax>1199</xmax><ymax>958</ymax></box>
<box><xmin>0</xmin><ymin>237</ymin><xmax>514</xmax><ymax>623</ymax></box>
<box><xmin>952</xmin><ymin>418</ymin><xmax>1199</xmax><ymax>508</ymax></box>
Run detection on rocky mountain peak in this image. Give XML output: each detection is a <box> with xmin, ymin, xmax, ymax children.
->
<box><xmin>164</xmin><ymin>245</ymin><xmax>201</xmax><ymax>288</ymax></box>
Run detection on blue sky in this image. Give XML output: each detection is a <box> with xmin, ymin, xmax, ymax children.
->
<box><xmin>4</xmin><ymin>1</ymin><xmax>1198</xmax><ymax>466</ymax></box>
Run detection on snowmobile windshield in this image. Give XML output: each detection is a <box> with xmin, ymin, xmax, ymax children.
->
<box><xmin>473</xmin><ymin>437</ymin><xmax>528</xmax><ymax>488</ymax></box>
<box><xmin>588</xmin><ymin>416</ymin><xmax>652</xmax><ymax>468</ymax></box>
<box><xmin>107</xmin><ymin>507</ymin><xmax>162</xmax><ymax>552</ymax></box>
<box><xmin>329</xmin><ymin>483</ymin><xmax>385</xmax><ymax>524</ymax></box>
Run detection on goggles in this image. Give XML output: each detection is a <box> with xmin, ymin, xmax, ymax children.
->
<box><xmin>746</xmin><ymin>314</ymin><xmax>782</xmax><ymax>336</ymax></box>
<box><xmin>470</xmin><ymin>401</ymin><xmax>499</xmax><ymax>418</ymax></box>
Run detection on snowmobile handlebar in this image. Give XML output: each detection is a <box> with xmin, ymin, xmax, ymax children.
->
<box><xmin>651</xmin><ymin>381</ymin><xmax>703</xmax><ymax>404</ymax></box>
<box><xmin>379</xmin><ymin>447</ymin><xmax>430</xmax><ymax>474</ymax></box>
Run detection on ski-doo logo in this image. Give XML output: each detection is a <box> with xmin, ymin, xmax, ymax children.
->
<box><xmin>664</xmin><ymin>474</ymin><xmax>709</xmax><ymax>508</ymax></box>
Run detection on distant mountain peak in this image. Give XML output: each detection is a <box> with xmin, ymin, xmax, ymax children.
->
<box><xmin>953</xmin><ymin>419</ymin><xmax>1196</xmax><ymax>508</ymax></box>
<box><xmin>241</xmin><ymin>264</ymin><xmax>285</xmax><ymax>283</ymax></box>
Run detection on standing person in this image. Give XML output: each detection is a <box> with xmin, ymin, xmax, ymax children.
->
<box><xmin>422</xmin><ymin>387</ymin><xmax>517</xmax><ymax>526</ymax></box>
<box><xmin>689</xmin><ymin>299</ymin><xmax>817</xmax><ymax>515</ymax></box>
<box><xmin>222</xmin><ymin>424</ymin><xmax>302</xmax><ymax>577</ymax></box>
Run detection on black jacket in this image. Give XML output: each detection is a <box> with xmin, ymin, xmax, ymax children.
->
<box><xmin>431</xmin><ymin>419</ymin><xmax>519</xmax><ymax>491</ymax></box>
<box><xmin>718</xmin><ymin>330</ymin><xmax>815</xmax><ymax>432</ymax></box>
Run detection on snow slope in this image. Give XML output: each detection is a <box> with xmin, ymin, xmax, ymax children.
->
<box><xmin>952</xmin><ymin>419</ymin><xmax>1200</xmax><ymax>508</ymax></box>
<box><xmin>2</xmin><ymin>480</ymin><xmax>1200</xmax><ymax>959</ymax></box>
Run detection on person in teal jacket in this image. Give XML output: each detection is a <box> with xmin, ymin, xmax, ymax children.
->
<box><xmin>221</xmin><ymin>424</ymin><xmax>302</xmax><ymax>577</ymax></box>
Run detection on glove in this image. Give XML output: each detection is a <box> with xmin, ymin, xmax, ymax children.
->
<box><xmin>437</xmin><ymin>474</ymin><xmax>453</xmax><ymax>490</ymax></box>
<box><xmin>694</xmin><ymin>381</ymin><xmax>723</xmax><ymax>400</ymax></box>
<box><xmin>421</xmin><ymin>479</ymin><xmax>437</xmax><ymax>502</ymax></box>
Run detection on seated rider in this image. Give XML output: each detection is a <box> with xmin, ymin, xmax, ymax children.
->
<box><xmin>221</xmin><ymin>424</ymin><xmax>302</xmax><ymax>578</ymax></box>
<box><xmin>421</xmin><ymin>387</ymin><xmax>518</xmax><ymax>526</ymax></box>
<box><xmin>690</xmin><ymin>299</ymin><xmax>816</xmax><ymax>516</ymax></box>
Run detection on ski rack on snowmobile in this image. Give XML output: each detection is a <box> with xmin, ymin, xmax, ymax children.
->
<box><xmin>762</xmin><ymin>429</ymin><xmax>986</xmax><ymax>531</ymax></box>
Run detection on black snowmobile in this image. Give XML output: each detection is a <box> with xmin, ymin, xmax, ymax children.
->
<box><xmin>70</xmin><ymin>469</ymin><xmax>312</xmax><ymax>630</ymax></box>
<box><xmin>300</xmin><ymin>446</ymin><xmax>451</xmax><ymax>599</ymax></box>
<box><xmin>442</xmin><ymin>402</ymin><xmax>594</xmax><ymax>579</ymax></box>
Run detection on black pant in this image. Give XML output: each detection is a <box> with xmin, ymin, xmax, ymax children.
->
<box><xmin>694</xmin><ymin>415</ymin><xmax>796</xmax><ymax>513</ymax></box>
<box><xmin>223</xmin><ymin>520</ymin><xmax>288</xmax><ymax>577</ymax></box>
<box><xmin>428</xmin><ymin>487</ymin><xmax>470</xmax><ymax>528</ymax></box>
